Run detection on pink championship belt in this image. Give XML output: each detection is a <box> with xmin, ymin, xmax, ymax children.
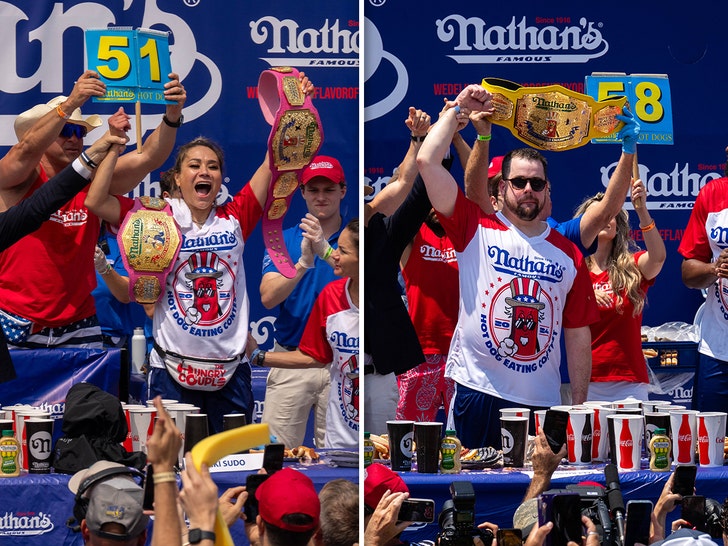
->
<box><xmin>258</xmin><ymin>66</ymin><xmax>323</xmax><ymax>278</ymax></box>
<box><xmin>118</xmin><ymin>196</ymin><xmax>182</xmax><ymax>304</ymax></box>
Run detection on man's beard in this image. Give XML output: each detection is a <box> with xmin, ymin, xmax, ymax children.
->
<box><xmin>505</xmin><ymin>194</ymin><xmax>542</xmax><ymax>221</ymax></box>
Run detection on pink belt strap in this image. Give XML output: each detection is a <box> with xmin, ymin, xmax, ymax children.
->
<box><xmin>258</xmin><ymin>66</ymin><xmax>323</xmax><ymax>278</ymax></box>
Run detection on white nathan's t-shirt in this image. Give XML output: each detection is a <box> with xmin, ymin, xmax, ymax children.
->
<box><xmin>437</xmin><ymin>191</ymin><xmax>598</xmax><ymax>406</ymax></box>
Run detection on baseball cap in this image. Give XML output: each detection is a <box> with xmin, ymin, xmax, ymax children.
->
<box><xmin>69</xmin><ymin>460</ymin><xmax>148</xmax><ymax>541</ymax></box>
<box><xmin>256</xmin><ymin>468</ymin><xmax>320</xmax><ymax>532</ymax></box>
<box><xmin>488</xmin><ymin>155</ymin><xmax>504</xmax><ymax>178</ymax></box>
<box><xmin>650</xmin><ymin>528</ymin><xmax>716</xmax><ymax>546</ymax></box>
<box><xmin>301</xmin><ymin>155</ymin><xmax>345</xmax><ymax>185</ymax></box>
<box><xmin>14</xmin><ymin>95</ymin><xmax>102</xmax><ymax>140</ymax></box>
<box><xmin>364</xmin><ymin>463</ymin><xmax>409</xmax><ymax>511</ymax></box>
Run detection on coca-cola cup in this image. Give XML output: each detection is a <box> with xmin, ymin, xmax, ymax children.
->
<box><xmin>122</xmin><ymin>404</ymin><xmax>146</xmax><ymax>451</ymax></box>
<box><xmin>612</xmin><ymin>414</ymin><xmax>643</xmax><ymax>471</ymax></box>
<box><xmin>414</xmin><ymin>421</ymin><xmax>442</xmax><ymax>473</ymax></box>
<box><xmin>0</xmin><ymin>419</ymin><xmax>13</xmax><ymax>434</ymax></box>
<box><xmin>644</xmin><ymin>412</ymin><xmax>672</xmax><ymax>448</ymax></box>
<box><xmin>501</xmin><ymin>416</ymin><xmax>529</xmax><ymax>467</ymax></box>
<box><xmin>696</xmin><ymin>412</ymin><xmax>727</xmax><ymax>467</ymax></box>
<box><xmin>669</xmin><ymin>410</ymin><xmax>698</xmax><ymax>465</ymax></box>
<box><xmin>613</xmin><ymin>399</ymin><xmax>642</xmax><ymax>410</ymax></box>
<box><xmin>14</xmin><ymin>408</ymin><xmax>51</xmax><ymax>470</ymax></box>
<box><xmin>641</xmin><ymin>401</ymin><xmax>664</xmax><ymax>414</ymax></box>
<box><xmin>24</xmin><ymin>418</ymin><xmax>53</xmax><ymax>474</ymax></box>
<box><xmin>500</xmin><ymin>408</ymin><xmax>531</xmax><ymax>436</ymax></box>
<box><xmin>591</xmin><ymin>405</ymin><xmax>616</xmax><ymax>462</ymax></box>
<box><xmin>534</xmin><ymin>410</ymin><xmax>547</xmax><ymax>434</ymax></box>
<box><xmin>386</xmin><ymin>420</ymin><xmax>415</xmax><ymax>472</ymax></box>
<box><xmin>146</xmin><ymin>398</ymin><xmax>179</xmax><ymax>409</ymax></box>
<box><xmin>566</xmin><ymin>409</ymin><xmax>594</xmax><ymax>465</ymax></box>
<box><xmin>128</xmin><ymin>407</ymin><xmax>156</xmax><ymax>454</ymax></box>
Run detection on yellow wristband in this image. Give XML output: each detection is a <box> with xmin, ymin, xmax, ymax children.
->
<box><xmin>323</xmin><ymin>245</ymin><xmax>333</xmax><ymax>260</ymax></box>
<box><xmin>153</xmin><ymin>472</ymin><xmax>177</xmax><ymax>485</ymax></box>
<box><xmin>640</xmin><ymin>220</ymin><xmax>656</xmax><ymax>232</ymax></box>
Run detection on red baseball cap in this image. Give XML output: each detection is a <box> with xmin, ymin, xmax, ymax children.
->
<box><xmin>364</xmin><ymin>463</ymin><xmax>409</xmax><ymax>510</ymax></box>
<box><xmin>301</xmin><ymin>155</ymin><xmax>345</xmax><ymax>185</ymax></box>
<box><xmin>256</xmin><ymin>468</ymin><xmax>320</xmax><ymax>532</ymax></box>
<box><xmin>488</xmin><ymin>155</ymin><xmax>504</xmax><ymax>178</ymax></box>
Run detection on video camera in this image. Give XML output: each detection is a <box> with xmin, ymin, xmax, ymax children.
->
<box><xmin>541</xmin><ymin>485</ymin><xmax>615</xmax><ymax>546</ymax></box>
<box><xmin>437</xmin><ymin>481</ymin><xmax>494</xmax><ymax>546</ymax></box>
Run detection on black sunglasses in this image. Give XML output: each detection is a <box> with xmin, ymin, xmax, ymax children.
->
<box><xmin>59</xmin><ymin>124</ymin><xmax>87</xmax><ymax>139</ymax></box>
<box><xmin>506</xmin><ymin>176</ymin><xmax>548</xmax><ymax>192</ymax></box>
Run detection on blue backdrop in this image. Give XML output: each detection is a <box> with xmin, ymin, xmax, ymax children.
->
<box><xmin>364</xmin><ymin>1</ymin><xmax>723</xmax><ymax>328</ymax></box>
<box><xmin>0</xmin><ymin>0</ymin><xmax>359</xmax><ymax>350</ymax></box>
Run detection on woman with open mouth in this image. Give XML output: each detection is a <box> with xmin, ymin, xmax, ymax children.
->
<box><xmin>85</xmin><ymin>73</ymin><xmax>315</xmax><ymax>433</ymax></box>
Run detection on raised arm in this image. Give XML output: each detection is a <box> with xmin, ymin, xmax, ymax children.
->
<box><xmin>364</xmin><ymin>107</ymin><xmax>431</xmax><ymax>225</ymax></box>
<box><xmin>108</xmin><ymin>72</ymin><xmax>186</xmax><ymax>194</ymax></box>
<box><xmin>85</xmin><ymin>110</ymin><xmax>131</xmax><ymax>225</ymax></box>
<box><xmin>631</xmin><ymin>178</ymin><xmax>666</xmax><ymax>281</ymax></box>
<box><xmin>464</xmin><ymin>109</ymin><xmax>495</xmax><ymax>214</ymax></box>
<box><xmin>0</xmin><ymin>70</ymin><xmax>106</xmax><ymax>190</ymax></box>
<box><xmin>578</xmin><ymin>107</ymin><xmax>640</xmax><ymax>249</ymax></box>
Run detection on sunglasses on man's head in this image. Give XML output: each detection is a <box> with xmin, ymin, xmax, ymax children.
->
<box><xmin>59</xmin><ymin>124</ymin><xmax>87</xmax><ymax>139</ymax></box>
<box><xmin>505</xmin><ymin>176</ymin><xmax>548</xmax><ymax>192</ymax></box>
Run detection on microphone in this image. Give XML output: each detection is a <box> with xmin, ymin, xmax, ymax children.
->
<box><xmin>604</xmin><ymin>463</ymin><xmax>625</xmax><ymax>546</ymax></box>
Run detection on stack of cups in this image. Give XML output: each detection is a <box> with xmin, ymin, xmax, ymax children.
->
<box><xmin>584</xmin><ymin>402</ymin><xmax>615</xmax><ymax>462</ymax></box>
<box><xmin>166</xmin><ymin>403</ymin><xmax>200</xmax><ymax>463</ymax></box>
<box><xmin>500</xmin><ymin>409</ymin><xmax>529</xmax><ymax>468</ymax></box>
<box><xmin>25</xmin><ymin>418</ymin><xmax>54</xmax><ymax>474</ymax></box>
<box><xmin>566</xmin><ymin>408</ymin><xmax>594</xmax><ymax>465</ymax></box>
<box><xmin>14</xmin><ymin>407</ymin><xmax>51</xmax><ymax>470</ymax></box>
<box><xmin>609</xmin><ymin>414</ymin><xmax>643</xmax><ymax>471</ymax></box>
<box><xmin>414</xmin><ymin>422</ymin><xmax>442</xmax><ymax>473</ymax></box>
<box><xmin>696</xmin><ymin>411</ymin><xmax>727</xmax><ymax>467</ymax></box>
<box><xmin>183</xmin><ymin>414</ymin><xmax>209</xmax><ymax>455</ymax></box>
<box><xmin>669</xmin><ymin>409</ymin><xmax>698</xmax><ymax>465</ymax></box>
<box><xmin>127</xmin><ymin>406</ymin><xmax>157</xmax><ymax>454</ymax></box>
<box><xmin>386</xmin><ymin>420</ymin><xmax>415</xmax><ymax>472</ymax></box>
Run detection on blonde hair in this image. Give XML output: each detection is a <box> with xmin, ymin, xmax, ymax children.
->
<box><xmin>575</xmin><ymin>192</ymin><xmax>645</xmax><ymax>316</ymax></box>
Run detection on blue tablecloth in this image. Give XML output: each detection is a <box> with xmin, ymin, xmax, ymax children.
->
<box><xmin>398</xmin><ymin>462</ymin><xmax>728</xmax><ymax>543</ymax></box>
<box><xmin>0</xmin><ymin>459</ymin><xmax>356</xmax><ymax>545</ymax></box>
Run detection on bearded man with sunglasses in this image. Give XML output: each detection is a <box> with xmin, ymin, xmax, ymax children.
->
<box><xmin>417</xmin><ymin>84</ymin><xmax>601</xmax><ymax>450</ymax></box>
<box><xmin>0</xmin><ymin>69</ymin><xmax>185</xmax><ymax>350</ymax></box>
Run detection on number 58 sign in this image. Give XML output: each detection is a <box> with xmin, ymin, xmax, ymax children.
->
<box><xmin>85</xmin><ymin>27</ymin><xmax>173</xmax><ymax>105</ymax></box>
<box><xmin>585</xmin><ymin>73</ymin><xmax>673</xmax><ymax>145</ymax></box>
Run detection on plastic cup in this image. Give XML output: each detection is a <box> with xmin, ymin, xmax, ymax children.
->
<box><xmin>644</xmin><ymin>412</ymin><xmax>672</xmax><ymax>448</ymax></box>
<box><xmin>128</xmin><ymin>407</ymin><xmax>156</xmax><ymax>454</ymax></box>
<box><xmin>613</xmin><ymin>399</ymin><xmax>642</xmax><ymax>410</ymax></box>
<box><xmin>183</xmin><ymin>413</ymin><xmax>209</xmax><ymax>454</ymax></box>
<box><xmin>501</xmin><ymin>416</ymin><xmax>529</xmax><ymax>467</ymax></box>
<box><xmin>386</xmin><ymin>420</ymin><xmax>415</xmax><ymax>472</ymax></box>
<box><xmin>566</xmin><ymin>409</ymin><xmax>594</xmax><ymax>465</ymax></box>
<box><xmin>696</xmin><ymin>412</ymin><xmax>727</xmax><ymax>467</ymax></box>
<box><xmin>669</xmin><ymin>410</ymin><xmax>699</xmax><ymax>465</ymax></box>
<box><xmin>24</xmin><ymin>418</ymin><xmax>53</xmax><ymax>474</ymax></box>
<box><xmin>591</xmin><ymin>405</ymin><xmax>616</xmax><ymax>462</ymax></box>
<box><xmin>14</xmin><ymin>408</ymin><xmax>51</xmax><ymax>470</ymax></box>
<box><xmin>612</xmin><ymin>414</ymin><xmax>643</xmax><ymax>471</ymax></box>
<box><xmin>414</xmin><ymin>422</ymin><xmax>442</xmax><ymax>473</ymax></box>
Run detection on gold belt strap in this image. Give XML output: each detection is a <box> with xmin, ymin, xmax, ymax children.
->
<box><xmin>481</xmin><ymin>77</ymin><xmax>627</xmax><ymax>151</ymax></box>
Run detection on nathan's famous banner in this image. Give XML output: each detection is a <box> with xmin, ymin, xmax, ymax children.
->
<box><xmin>0</xmin><ymin>0</ymin><xmax>359</xmax><ymax>349</ymax></box>
<box><xmin>365</xmin><ymin>1</ymin><xmax>722</xmax><ymax>328</ymax></box>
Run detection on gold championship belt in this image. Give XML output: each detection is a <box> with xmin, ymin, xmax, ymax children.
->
<box><xmin>258</xmin><ymin>67</ymin><xmax>323</xmax><ymax>278</ymax></box>
<box><xmin>118</xmin><ymin>196</ymin><xmax>182</xmax><ymax>304</ymax></box>
<box><xmin>480</xmin><ymin>77</ymin><xmax>627</xmax><ymax>151</ymax></box>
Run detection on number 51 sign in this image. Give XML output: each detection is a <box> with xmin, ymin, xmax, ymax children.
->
<box><xmin>585</xmin><ymin>73</ymin><xmax>673</xmax><ymax>145</ymax></box>
<box><xmin>85</xmin><ymin>27</ymin><xmax>173</xmax><ymax>105</ymax></box>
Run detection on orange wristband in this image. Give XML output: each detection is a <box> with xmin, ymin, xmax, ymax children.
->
<box><xmin>640</xmin><ymin>220</ymin><xmax>656</xmax><ymax>232</ymax></box>
<box><xmin>56</xmin><ymin>104</ymin><xmax>69</xmax><ymax>120</ymax></box>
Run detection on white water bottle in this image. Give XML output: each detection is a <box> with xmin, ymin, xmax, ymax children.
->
<box><xmin>131</xmin><ymin>327</ymin><xmax>147</xmax><ymax>374</ymax></box>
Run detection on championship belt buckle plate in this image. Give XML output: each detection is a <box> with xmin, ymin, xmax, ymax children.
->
<box><xmin>258</xmin><ymin>66</ymin><xmax>323</xmax><ymax>278</ymax></box>
<box><xmin>118</xmin><ymin>196</ymin><xmax>182</xmax><ymax>304</ymax></box>
<box><xmin>481</xmin><ymin>77</ymin><xmax>627</xmax><ymax>151</ymax></box>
